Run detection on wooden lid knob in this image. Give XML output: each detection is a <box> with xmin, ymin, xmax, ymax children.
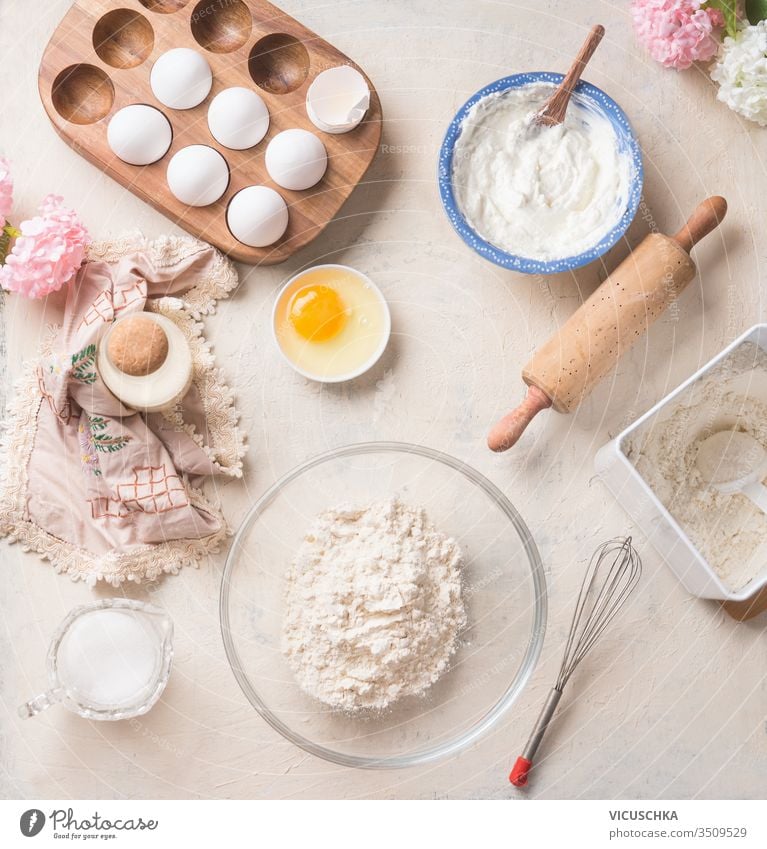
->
<box><xmin>107</xmin><ymin>315</ymin><xmax>169</xmax><ymax>376</ymax></box>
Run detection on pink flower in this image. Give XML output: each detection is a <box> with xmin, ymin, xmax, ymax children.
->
<box><xmin>631</xmin><ymin>0</ymin><xmax>724</xmax><ymax>70</ymax></box>
<box><xmin>0</xmin><ymin>195</ymin><xmax>90</xmax><ymax>298</ymax></box>
<box><xmin>0</xmin><ymin>157</ymin><xmax>12</xmax><ymax>228</ymax></box>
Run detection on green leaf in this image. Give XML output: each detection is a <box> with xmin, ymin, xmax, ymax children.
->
<box><xmin>746</xmin><ymin>0</ymin><xmax>767</xmax><ymax>25</ymax></box>
<box><xmin>0</xmin><ymin>224</ymin><xmax>15</xmax><ymax>265</ymax></box>
<box><xmin>706</xmin><ymin>0</ymin><xmax>741</xmax><ymax>38</ymax></box>
<box><xmin>92</xmin><ymin>432</ymin><xmax>130</xmax><ymax>453</ymax></box>
<box><xmin>72</xmin><ymin>344</ymin><xmax>96</xmax><ymax>367</ymax></box>
<box><xmin>87</xmin><ymin>414</ymin><xmax>131</xmax><ymax>453</ymax></box>
<box><xmin>71</xmin><ymin>344</ymin><xmax>97</xmax><ymax>384</ymax></box>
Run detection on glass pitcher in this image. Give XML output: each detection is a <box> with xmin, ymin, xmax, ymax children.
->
<box><xmin>20</xmin><ymin>598</ymin><xmax>174</xmax><ymax>721</ymax></box>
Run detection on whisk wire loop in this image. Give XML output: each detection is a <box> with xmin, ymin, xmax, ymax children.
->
<box><xmin>510</xmin><ymin>536</ymin><xmax>642</xmax><ymax>787</ymax></box>
<box><xmin>557</xmin><ymin>537</ymin><xmax>641</xmax><ymax>690</ymax></box>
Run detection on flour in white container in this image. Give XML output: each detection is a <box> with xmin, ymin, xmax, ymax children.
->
<box><xmin>629</xmin><ymin>342</ymin><xmax>767</xmax><ymax>592</ymax></box>
<box><xmin>282</xmin><ymin>497</ymin><xmax>467</xmax><ymax>711</ymax></box>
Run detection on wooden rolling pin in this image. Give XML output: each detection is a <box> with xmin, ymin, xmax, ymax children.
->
<box><xmin>488</xmin><ymin>196</ymin><xmax>727</xmax><ymax>452</ymax></box>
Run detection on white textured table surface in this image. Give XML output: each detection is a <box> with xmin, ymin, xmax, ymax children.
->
<box><xmin>1</xmin><ymin>0</ymin><xmax>765</xmax><ymax>800</ymax></box>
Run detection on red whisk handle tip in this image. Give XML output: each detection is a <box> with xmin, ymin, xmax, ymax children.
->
<box><xmin>509</xmin><ymin>756</ymin><xmax>533</xmax><ymax>787</ymax></box>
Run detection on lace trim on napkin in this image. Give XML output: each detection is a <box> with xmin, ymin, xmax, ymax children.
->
<box><xmin>0</xmin><ymin>234</ymin><xmax>245</xmax><ymax>586</ymax></box>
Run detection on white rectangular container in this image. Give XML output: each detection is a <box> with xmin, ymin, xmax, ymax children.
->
<box><xmin>595</xmin><ymin>323</ymin><xmax>767</xmax><ymax>602</ymax></box>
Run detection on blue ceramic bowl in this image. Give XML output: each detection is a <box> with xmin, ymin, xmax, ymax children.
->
<box><xmin>438</xmin><ymin>72</ymin><xmax>643</xmax><ymax>274</ymax></box>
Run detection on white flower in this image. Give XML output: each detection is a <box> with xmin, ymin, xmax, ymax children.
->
<box><xmin>710</xmin><ymin>21</ymin><xmax>767</xmax><ymax>127</ymax></box>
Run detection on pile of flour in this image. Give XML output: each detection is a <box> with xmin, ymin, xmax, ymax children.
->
<box><xmin>282</xmin><ymin>497</ymin><xmax>466</xmax><ymax>711</ymax></box>
<box><xmin>628</xmin><ymin>342</ymin><xmax>767</xmax><ymax>591</ymax></box>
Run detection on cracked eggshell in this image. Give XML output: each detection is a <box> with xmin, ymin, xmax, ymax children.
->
<box><xmin>306</xmin><ymin>66</ymin><xmax>370</xmax><ymax>134</ymax></box>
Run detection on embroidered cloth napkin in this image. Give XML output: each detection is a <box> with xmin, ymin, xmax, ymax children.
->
<box><xmin>0</xmin><ymin>234</ymin><xmax>244</xmax><ymax>585</ymax></box>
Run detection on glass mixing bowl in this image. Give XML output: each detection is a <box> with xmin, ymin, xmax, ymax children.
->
<box><xmin>220</xmin><ymin>442</ymin><xmax>546</xmax><ymax>768</ymax></box>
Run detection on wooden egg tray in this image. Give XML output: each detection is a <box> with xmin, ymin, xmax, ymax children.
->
<box><xmin>38</xmin><ymin>0</ymin><xmax>382</xmax><ymax>264</ymax></box>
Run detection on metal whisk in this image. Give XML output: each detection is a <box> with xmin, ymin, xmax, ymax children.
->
<box><xmin>509</xmin><ymin>537</ymin><xmax>642</xmax><ymax>787</ymax></box>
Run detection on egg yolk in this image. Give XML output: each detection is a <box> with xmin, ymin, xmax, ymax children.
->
<box><xmin>288</xmin><ymin>284</ymin><xmax>347</xmax><ymax>342</ymax></box>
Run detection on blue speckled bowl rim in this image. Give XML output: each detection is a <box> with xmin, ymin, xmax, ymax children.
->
<box><xmin>438</xmin><ymin>72</ymin><xmax>644</xmax><ymax>275</ymax></box>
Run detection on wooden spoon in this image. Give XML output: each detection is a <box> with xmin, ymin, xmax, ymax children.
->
<box><xmin>533</xmin><ymin>24</ymin><xmax>605</xmax><ymax>127</ymax></box>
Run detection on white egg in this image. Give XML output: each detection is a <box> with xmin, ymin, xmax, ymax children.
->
<box><xmin>150</xmin><ymin>48</ymin><xmax>212</xmax><ymax>110</ymax></box>
<box><xmin>166</xmin><ymin>145</ymin><xmax>229</xmax><ymax>207</ymax></box>
<box><xmin>207</xmin><ymin>87</ymin><xmax>269</xmax><ymax>150</ymax></box>
<box><xmin>227</xmin><ymin>186</ymin><xmax>289</xmax><ymax>247</ymax></box>
<box><xmin>107</xmin><ymin>104</ymin><xmax>173</xmax><ymax>166</ymax></box>
<box><xmin>265</xmin><ymin>129</ymin><xmax>327</xmax><ymax>191</ymax></box>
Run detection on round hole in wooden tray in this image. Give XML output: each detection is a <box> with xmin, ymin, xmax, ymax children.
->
<box><xmin>191</xmin><ymin>0</ymin><xmax>252</xmax><ymax>53</ymax></box>
<box><xmin>138</xmin><ymin>0</ymin><xmax>189</xmax><ymax>13</ymax></box>
<box><xmin>51</xmin><ymin>64</ymin><xmax>115</xmax><ymax>125</ymax></box>
<box><xmin>248</xmin><ymin>33</ymin><xmax>310</xmax><ymax>95</ymax></box>
<box><xmin>93</xmin><ymin>9</ymin><xmax>155</xmax><ymax>69</ymax></box>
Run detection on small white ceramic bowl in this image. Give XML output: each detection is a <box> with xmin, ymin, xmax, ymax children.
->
<box><xmin>271</xmin><ymin>264</ymin><xmax>391</xmax><ymax>383</ymax></box>
<box><xmin>97</xmin><ymin>312</ymin><xmax>193</xmax><ymax>413</ymax></box>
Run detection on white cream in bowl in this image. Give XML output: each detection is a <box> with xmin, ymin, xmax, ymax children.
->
<box><xmin>452</xmin><ymin>82</ymin><xmax>632</xmax><ymax>262</ymax></box>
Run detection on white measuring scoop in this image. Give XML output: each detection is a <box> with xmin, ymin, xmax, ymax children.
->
<box><xmin>695</xmin><ymin>430</ymin><xmax>767</xmax><ymax>514</ymax></box>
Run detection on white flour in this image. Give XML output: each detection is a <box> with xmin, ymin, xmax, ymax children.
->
<box><xmin>282</xmin><ymin>497</ymin><xmax>467</xmax><ymax>711</ymax></box>
<box><xmin>628</xmin><ymin>342</ymin><xmax>767</xmax><ymax>591</ymax></box>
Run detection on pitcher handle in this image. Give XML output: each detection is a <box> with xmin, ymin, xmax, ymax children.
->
<box><xmin>18</xmin><ymin>687</ymin><xmax>64</xmax><ymax>719</ymax></box>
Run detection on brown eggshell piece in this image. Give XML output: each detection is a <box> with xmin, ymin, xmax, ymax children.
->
<box><xmin>107</xmin><ymin>315</ymin><xmax>169</xmax><ymax>376</ymax></box>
